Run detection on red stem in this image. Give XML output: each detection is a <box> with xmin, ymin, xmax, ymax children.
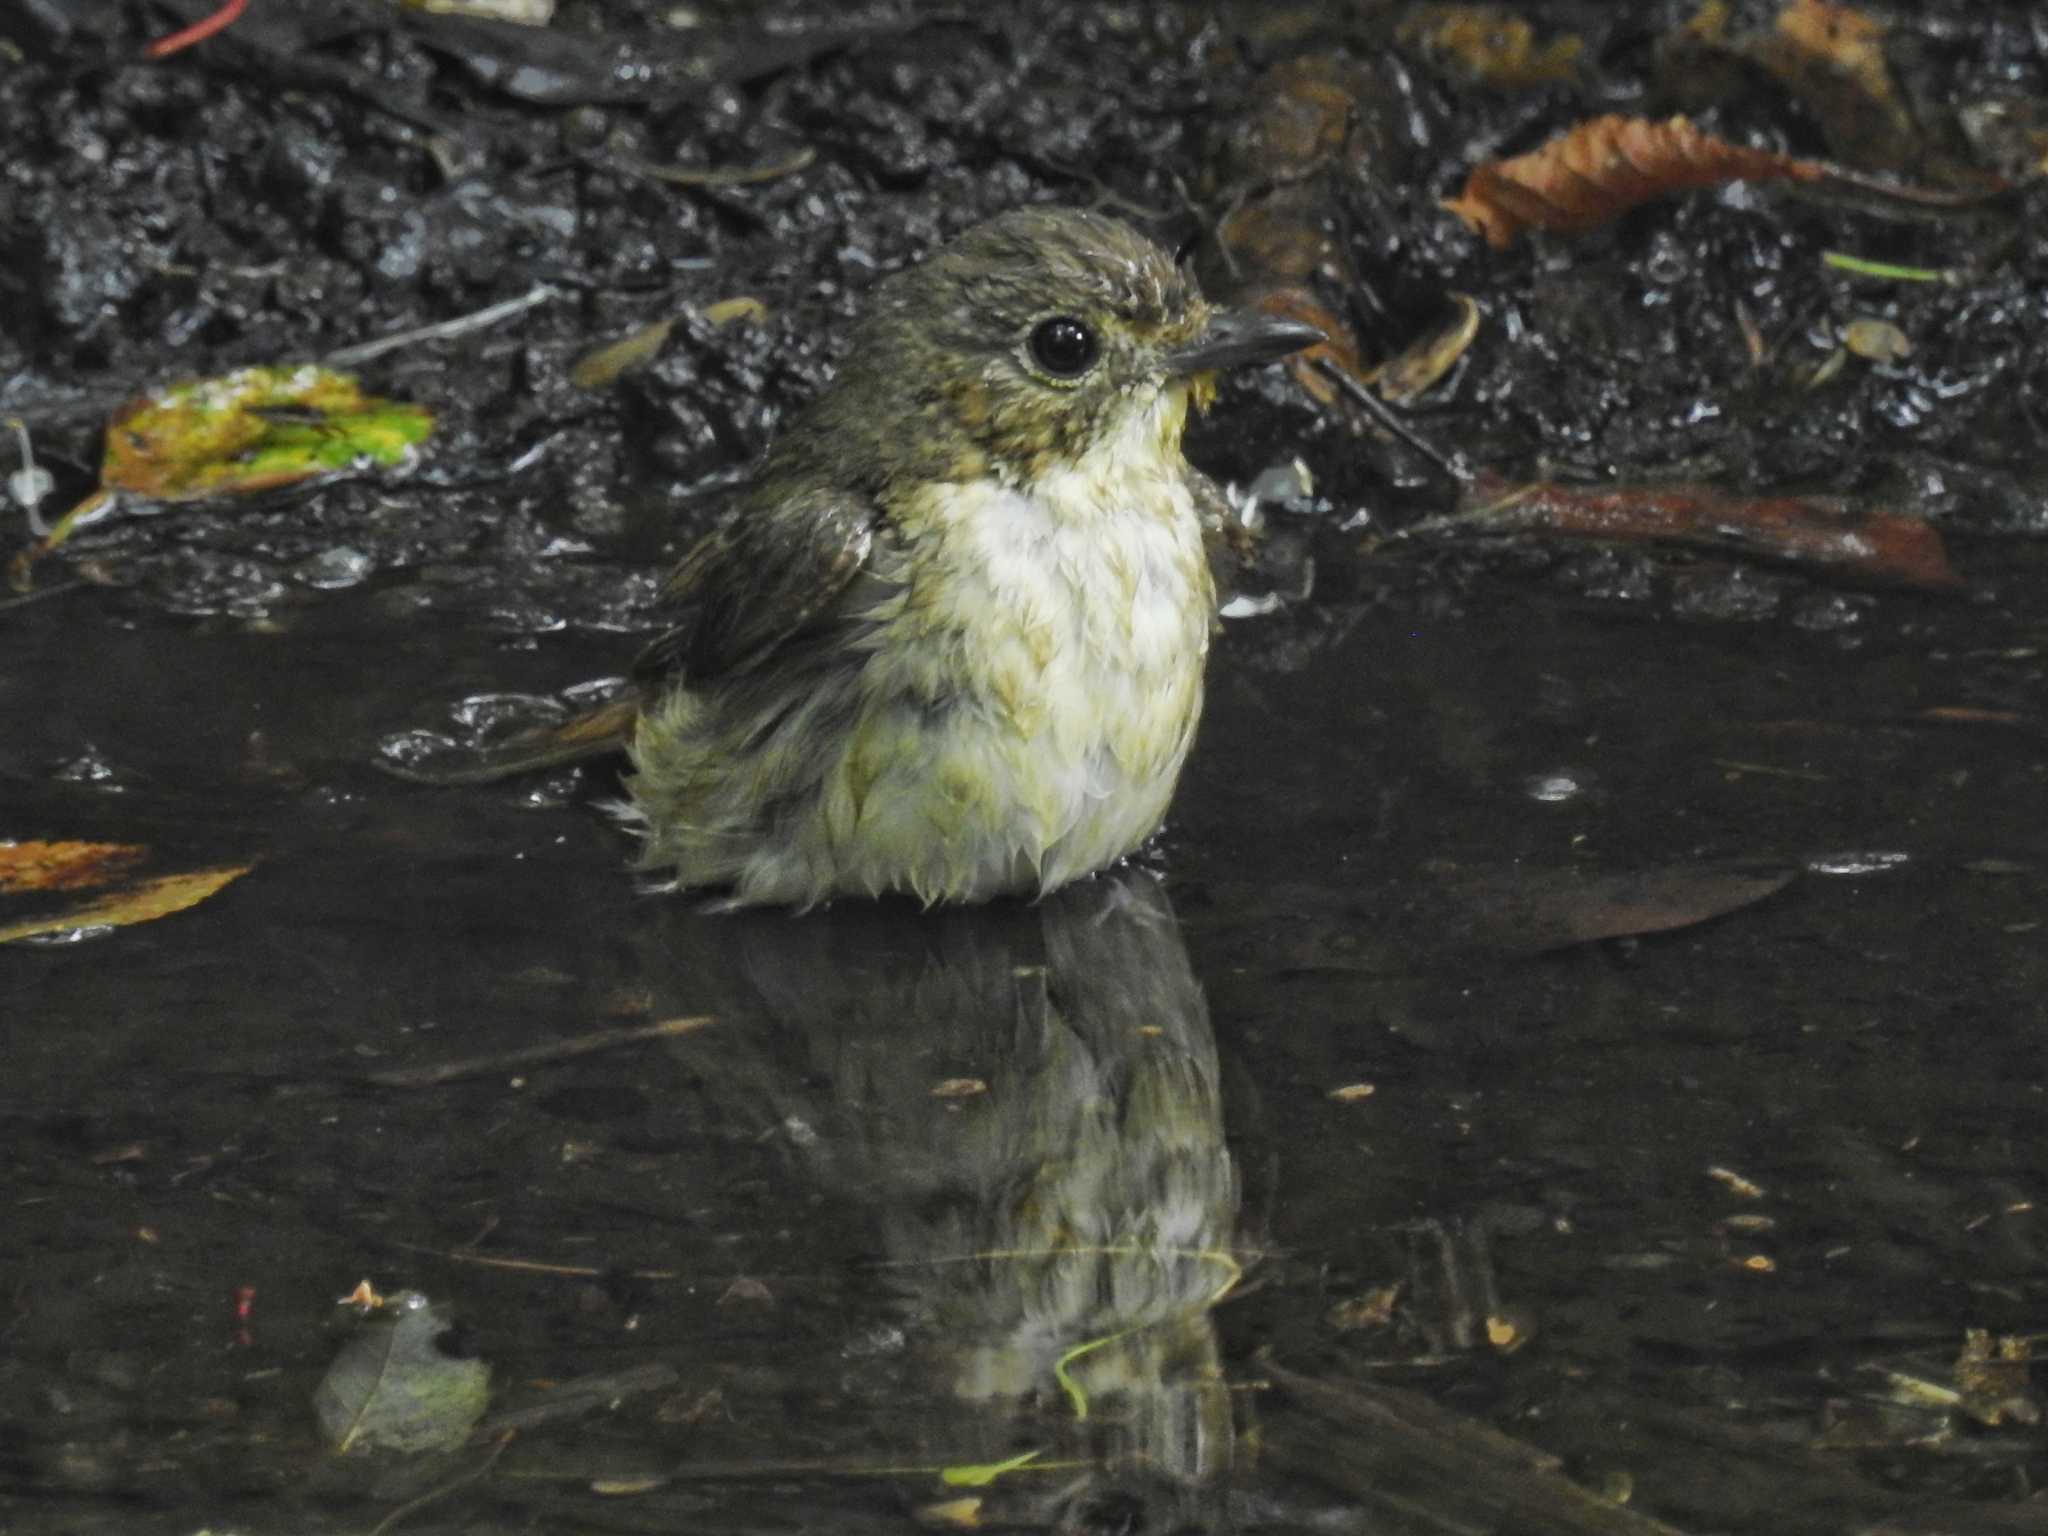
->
<box><xmin>144</xmin><ymin>0</ymin><xmax>250</xmax><ymax>60</ymax></box>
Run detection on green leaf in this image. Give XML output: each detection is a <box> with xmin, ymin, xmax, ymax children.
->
<box><xmin>940</xmin><ymin>1449</ymin><xmax>1042</xmax><ymax>1488</ymax></box>
<box><xmin>314</xmin><ymin>1292</ymin><xmax>490</xmax><ymax>1455</ymax></box>
<box><xmin>10</xmin><ymin>365</ymin><xmax>433</xmax><ymax>589</ymax></box>
<box><xmin>103</xmin><ymin>364</ymin><xmax>433</xmax><ymax>501</ymax></box>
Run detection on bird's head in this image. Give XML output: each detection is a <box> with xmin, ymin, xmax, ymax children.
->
<box><xmin>784</xmin><ymin>207</ymin><xmax>1320</xmax><ymax>490</ymax></box>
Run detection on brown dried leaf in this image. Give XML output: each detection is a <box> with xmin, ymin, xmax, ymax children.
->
<box><xmin>1771</xmin><ymin>0</ymin><xmax>1892</xmax><ymax>94</ymax></box>
<box><xmin>1246</xmin><ymin>289</ymin><xmax>1374</xmax><ymax>408</ymax></box>
<box><xmin>1444</xmin><ymin>113</ymin><xmax>1827</xmax><ymax>247</ymax></box>
<box><xmin>1374</xmin><ymin>292</ymin><xmax>1481</xmax><ymax>403</ymax></box>
<box><xmin>0</xmin><ymin>839</ymin><xmax>147</xmax><ymax>894</ymax></box>
<box><xmin>1327</xmin><ymin>1285</ymin><xmax>1401</xmax><ymax>1331</ymax></box>
<box><xmin>1215</xmin><ymin>57</ymin><xmax>1362</xmax><ymax>187</ymax></box>
<box><xmin>1398</xmin><ymin>6</ymin><xmax>1584</xmax><ymax>89</ymax></box>
<box><xmin>1756</xmin><ymin>0</ymin><xmax>1916</xmax><ymax>161</ymax></box>
<box><xmin>1217</xmin><ymin>186</ymin><xmax>1338</xmax><ymax>289</ymax></box>
<box><xmin>1208</xmin><ymin>60</ymin><xmax>1381</xmax><ymax>419</ymax></box>
<box><xmin>1956</xmin><ymin>1330</ymin><xmax>2041</xmax><ymax>1428</ymax></box>
<box><xmin>1667</xmin><ymin>1</ymin><xmax>2004</xmax><ymax>189</ymax></box>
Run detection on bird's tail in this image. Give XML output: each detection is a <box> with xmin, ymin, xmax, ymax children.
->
<box><xmin>379</xmin><ymin>697</ymin><xmax>640</xmax><ymax>785</ymax></box>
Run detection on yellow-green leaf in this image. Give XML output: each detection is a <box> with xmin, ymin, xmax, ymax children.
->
<box><xmin>0</xmin><ymin>859</ymin><xmax>253</xmax><ymax>944</ymax></box>
<box><xmin>10</xmin><ymin>365</ymin><xmax>433</xmax><ymax>589</ymax></box>
<box><xmin>103</xmin><ymin>365</ymin><xmax>433</xmax><ymax>501</ymax></box>
<box><xmin>939</xmin><ymin>1449</ymin><xmax>1041</xmax><ymax>1488</ymax></box>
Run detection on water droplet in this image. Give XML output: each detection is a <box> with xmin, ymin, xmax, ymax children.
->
<box><xmin>1804</xmin><ymin>851</ymin><xmax>1911</xmax><ymax>876</ymax></box>
<box><xmin>1524</xmin><ymin>771</ymin><xmax>1584</xmax><ymax>803</ymax></box>
<box><xmin>54</xmin><ymin>743</ymin><xmax>128</xmax><ymax>792</ymax></box>
<box><xmin>450</xmin><ymin>692</ymin><xmax>568</xmax><ymax>738</ymax></box>
<box><xmin>376</xmin><ymin>729</ymin><xmax>462</xmax><ymax>774</ymax></box>
<box><xmin>294</xmin><ymin>545</ymin><xmax>374</xmax><ymax>590</ymax></box>
<box><xmin>19</xmin><ymin>923</ymin><xmax>117</xmax><ymax>946</ymax></box>
<box><xmin>1219</xmin><ymin>591</ymin><xmax>1284</xmax><ymax>620</ymax></box>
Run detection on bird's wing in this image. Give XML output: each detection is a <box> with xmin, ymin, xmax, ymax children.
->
<box><xmin>381</xmin><ymin>486</ymin><xmax>890</xmax><ymax>788</ymax></box>
<box><xmin>632</xmin><ymin>482</ymin><xmax>889</xmax><ymax>686</ymax></box>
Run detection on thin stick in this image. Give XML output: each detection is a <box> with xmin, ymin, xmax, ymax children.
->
<box><xmin>367</xmin><ymin>1014</ymin><xmax>713</xmax><ymax>1088</ymax></box>
<box><xmin>386</xmin><ymin>1240</ymin><xmax>677</xmax><ymax>1280</ymax></box>
<box><xmin>366</xmin><ymin>1429</ymin><xmax>513</xmax><ymax>1536</ymax></box>
<box><xmin>325</xmin><ymin>285</ymin><xmax>560</xmax><ymax>368</ymax></box>
<box><xmin>1314</xmin><ymin>358</ymin><xmax>1476</xmax><ymax>486</ymax></box>
<box><xmin>0</xmin><ymin>581</ymin><xmax>84</xmax><ymax>611</ymax></box>
<box><xmin>608</xmin><ymin>145</ymin><xmax>817</xmax><ymax>189</ymax></box>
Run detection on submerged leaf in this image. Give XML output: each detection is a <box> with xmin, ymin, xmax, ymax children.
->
<box><xmin>1204</xmin><ymin>864</ymin><xmax>1795</xmax><ymax>974</ymax></box>
<box><xmin>314</xmin><ymin>1292</ymin><xmax>490</xmax><ymax>1455</ymax></box>
<box><xmin>1443</xmin><ymin>865</ymin><xmax>1798</xmax><ymax>957</ymax></box>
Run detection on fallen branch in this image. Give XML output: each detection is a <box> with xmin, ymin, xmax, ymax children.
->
<box><xmin>1404</xmin><ymin>478</ymin><xmax>1964</xmax><ymax>593</ymax></box>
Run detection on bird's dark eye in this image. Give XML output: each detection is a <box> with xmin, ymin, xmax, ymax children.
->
<box><xmin>1028</xmin><ymin>315</ymin><xmax>1100</xmax><ymax>378</ymax></box>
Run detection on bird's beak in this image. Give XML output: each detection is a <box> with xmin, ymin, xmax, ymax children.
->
<box><xmin>1165</xmin><ymin>307</ymin><xmax>1325</xmax><ymax>376</ymax></box>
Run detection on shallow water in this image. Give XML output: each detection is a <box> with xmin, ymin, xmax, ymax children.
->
<box><xmin>5</xmin><ymin>521</ymin><xmax>2044</xmax><ymax>1532</ymax></box>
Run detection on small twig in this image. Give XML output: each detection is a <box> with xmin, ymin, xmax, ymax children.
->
<box><xmin>496</xmin><ymin>1452</ymin><xmax>1091</xmax><ymax>1486</ymax></box>
<box><xmin>367</xmin><ymin>1014</ymin><xmax>713</xmax><ymax>1088</ymax></box>
<box><xmin>0</xmin><ymin>580</ymin><xmax>86</xmax><ymax>612</ymax></box>
<box><xmin>144</xmin><ymin>0</ymin><xmax>249</xmax><ymax>60</ymax></box>
<box><xmin>324</xmin><ymin>284</ymin><xmax>560</xmax><ymax>368</ymax></box>
<box><xmin>1821</xmin><ymin>250</ymin><xmax>1962</xmax><ymax>285</ymax></box>
<box><xmin>480</xmin><ymin>1364</ymin><xmax>680</xmax><ymax>1434</ymax></box>
<box><xmin>366</xmin><ymin>1428</ymin><xmax>514</xmax><ymax>1536</ymax></box>
<box><xmin>1711</xmin><ymin>758</ymin><xmax>1835</xmax><ymax>783</ymax></box>
<box><xmin>386</xmin><ymin>1241</ymin><xmax>668</xmax><ymax>1280</ymax></box>
<box><xmin>1314</xmin><ymin>358</ymin><xmax>1476</xmax><ymax>486</ymax></box>
<box><xmin>1821</xmin><ymin>163</ymin><xmax>2011</xmax><ymax>209</ymax></box>
<box><xmin>607</xmin><ymin>145</ymin><xmax>817</xmax><ymax>190</ymax></box>
<box><xmin>8</xmin><ymin>486</ymin><xmax>117</xmax><ymax>594</ymax></box>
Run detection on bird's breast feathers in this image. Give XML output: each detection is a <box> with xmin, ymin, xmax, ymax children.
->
<box><xmin>834</xmin><ymin>390</ymin><xmax>1214</xmax><ymax>896</ymax></box>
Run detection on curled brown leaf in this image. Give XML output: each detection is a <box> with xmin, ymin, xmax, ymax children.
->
<box><xmin>1444</xmin><ymin>114</ymin><xmax>1827</xmax><ymax>247</ymax></box>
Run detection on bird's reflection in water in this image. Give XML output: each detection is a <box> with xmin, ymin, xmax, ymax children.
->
<box><xmin>648</xmin><ymin>870</ymin><xmax>1238</xmax><ymax>1534</ymax></box>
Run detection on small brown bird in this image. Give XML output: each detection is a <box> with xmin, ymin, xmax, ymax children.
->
<box><xmin>404</xmin><ymin>208</ymin><xmax>1318</xmax><ymax>908</ymax></box>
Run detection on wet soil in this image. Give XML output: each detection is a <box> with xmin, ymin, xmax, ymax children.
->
<box><xmin>3</xmin><ymin>3</ymin><xmax>2046</xmax><ymax>1533</ymax></box>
